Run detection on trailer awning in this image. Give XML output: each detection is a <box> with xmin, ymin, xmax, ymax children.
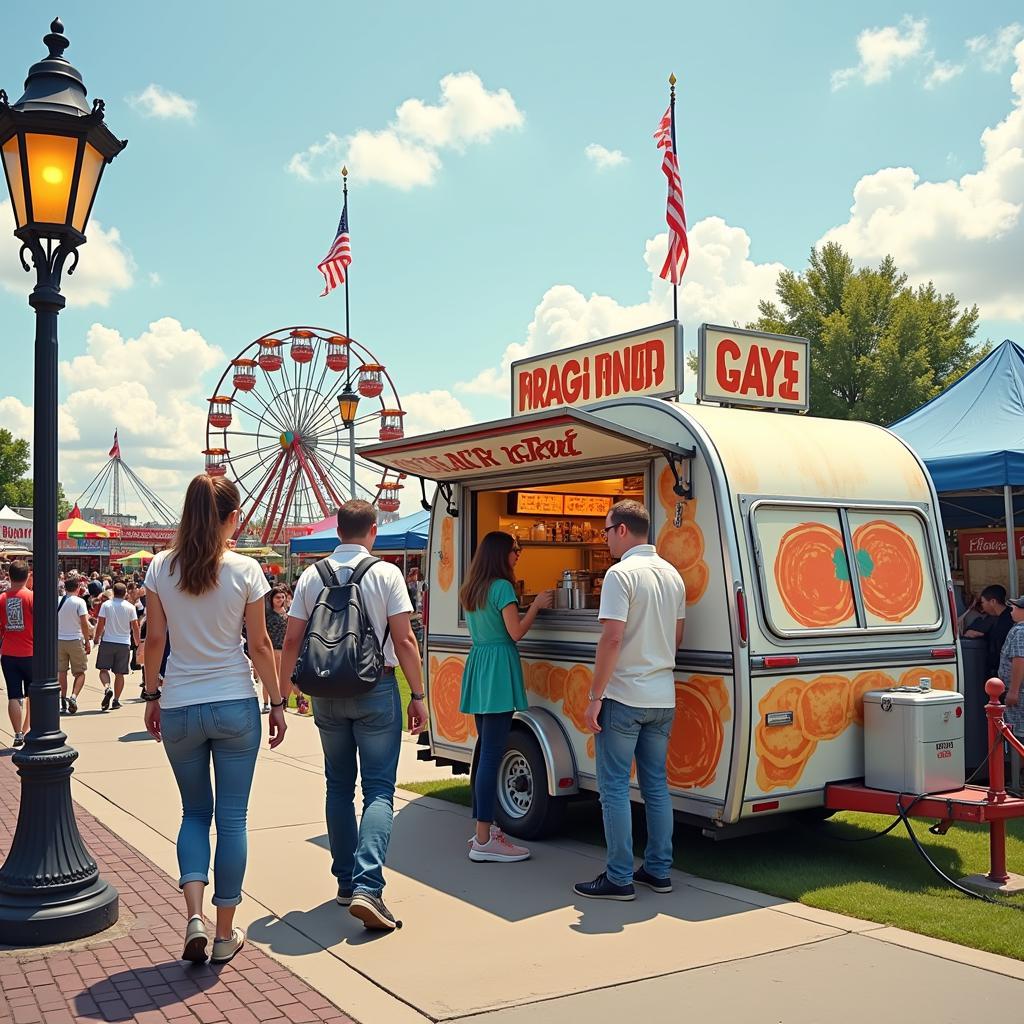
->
<box><xmin>358</xmin><ymin>407</ymin><xmax>691</xmax><ymax>483</ymax></box>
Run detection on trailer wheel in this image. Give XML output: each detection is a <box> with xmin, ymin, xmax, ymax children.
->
<box><xmin>492</xmin><ymin>729</ymin><xmax>567</xmax><ymax>840</ymax></box>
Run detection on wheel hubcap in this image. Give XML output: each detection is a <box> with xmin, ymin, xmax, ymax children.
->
<box><xmin>499</xmin><ymin>752</ymin><xmax>533</xmax><ymax>818</ymax></box>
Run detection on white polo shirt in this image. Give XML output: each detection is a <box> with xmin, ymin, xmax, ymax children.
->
<box><xmin>598</xmin><ymin>543</ymin><xmax>686</xmax><ymax>709</ymax></box>
<box><xmin>57</xmin><ymin>593</ymin><xmax>89</xmax><ymax>641</ymax></box>
<box><xmin>290</xmin><ymin>544</ymin><xmax>412</xmax><ymax>666</ymax></box>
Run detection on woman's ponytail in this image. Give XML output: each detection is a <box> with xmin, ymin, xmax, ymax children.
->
<box><xmin>168</xmin><ymin>475</ymin><xmax>241</xmax><ymax>595</ymax></box>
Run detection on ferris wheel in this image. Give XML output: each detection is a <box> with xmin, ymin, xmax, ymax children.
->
<box><xmin>203</xmin><ymin>326</ymin><xmax>407</xmax><ymax>544</ymax></box>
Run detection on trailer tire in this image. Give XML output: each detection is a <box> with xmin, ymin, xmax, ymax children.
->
<box><xmin>490</xmin><ymin>728</ymin><xmax>567</xmax><ymax>840</ymax></box>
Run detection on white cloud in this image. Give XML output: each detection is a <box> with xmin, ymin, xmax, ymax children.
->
<box><xmin>819</xmin><ymin>39</ymin><xmax>1024</xmax><ymax>318</ymax></box>
<box><xmin>924</xmin><ymin>59</ymin><xmax>964</xmax><ymax>89</ymax></box>
<box><xmin>36</xmin><ymin>318</ymin><xmax>225</xmax><ymax>514</ymax></box>
<box><xmin>832</xmin><ymin>17</ymin><xmax>928</xmax><ymax>90</ymax></box>
<box><xmin>457</xmin><ymin>217</ymin><xmax>787</xmax><ymax>398</ymax></box>
<box><xmin>0</xmin><ymin>396</ymin><xmax>79</xmax><ymax>444</ymax></box>
<box><xmin>148</xmin><ymin>272</ymin><xmax>161</xmax><ymax>286</ymax></box>
<box><xmin>0</xmin><ymin>201</ymin><xmax>133</xmax><ymax>306</ymax></box>
<box><xmin>967</xmin><ymin>24</ymin><xmax>1023</xmax><ymax>72</ymax></box>
<box><xmin>287</xmin><ymin>72</ymin><xmax>523</xmax><ymax>189</ymax></box>
<box><xmin>400</xmin><ymin>389</ymin><xmax>474</xmax><ymax>437</ymax></box>
<box><xmin>585</xmin><ymin>144</ymin><xmax>628</xmax><ymax>170</ymax></box>
<box><xmin>128</xmin><ymin>84</ymin><xmax>197</xmax><ymax>121</ymax></box>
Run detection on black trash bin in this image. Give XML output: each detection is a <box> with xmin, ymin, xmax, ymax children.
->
<box><xmin>961</xmin><ymin>637</ymin><xmax>990</xmax><ymax>779</ymax></box>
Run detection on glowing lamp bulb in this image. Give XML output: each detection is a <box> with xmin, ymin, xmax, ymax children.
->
<box><xmin>41</xmin><ymin>165</ymin><xmax>64</xmax><ymax>185</ymax></box>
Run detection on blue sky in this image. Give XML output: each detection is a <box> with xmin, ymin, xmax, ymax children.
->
<box><xmin>1</xmin><ymin>3</ymin><xmax>1023</xmax><ymax>517</ymax></box>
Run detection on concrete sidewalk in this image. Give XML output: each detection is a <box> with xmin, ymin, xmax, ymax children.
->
<box><xmin>3</xmin><ymin>667</ymin><xmax>1023</xmax><ymax>1022</ymax></box>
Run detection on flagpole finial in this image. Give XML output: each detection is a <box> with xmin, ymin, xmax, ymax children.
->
<box><xmin>342</xmin><ymin>165</ymin><xmax>348</xmax><ymax>178</ymax></box>
<box><xmin>669</xmin><ymin>72</ymin><xmax>676</xmax><ymax>86</ymax></box>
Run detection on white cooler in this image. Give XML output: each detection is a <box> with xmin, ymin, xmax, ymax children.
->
<box><xmin>863</xmin><ymin>686</ymin><xmax>965</xmax><ymax>794</ymax></box>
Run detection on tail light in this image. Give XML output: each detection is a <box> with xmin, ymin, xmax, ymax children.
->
<box><xmin>735</xmin><ymin>585</ymin><xmax>748</xmax><ymax>646</ymax></box>
<box><xmin>947</xmin><ymin>582</ymin><xmax>958</xmax><ymax>632</ymax></box>
<box><xmin>422</xmin><ymin>585</ymin><xmax>430</xmax><ymax>635</ymax></box>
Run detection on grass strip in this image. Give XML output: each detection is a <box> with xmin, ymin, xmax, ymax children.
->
<box><xmin>398</xmin><ymin>778</ymin><xmax>1024</xmax><ymax>960</ymax></box>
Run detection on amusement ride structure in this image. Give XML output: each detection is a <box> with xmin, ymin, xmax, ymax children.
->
<box><xmin>204</xmin><ymin>326</ymin><xmax>407</xmax><ymax>543</ymax></box>
<box><xmin>75</xmin><ymin>433</ymin><xmax>179</xmax><ymax>525</ymax></box>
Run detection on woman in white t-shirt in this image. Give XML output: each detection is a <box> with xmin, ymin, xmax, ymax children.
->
<box><xmin>143</xmin><ymin>475</ymin><xmax>287</xmax><ymax>965</ymax></box>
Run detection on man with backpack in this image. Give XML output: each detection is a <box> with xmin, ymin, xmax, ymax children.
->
<box><xmin>280</xmin><ymin>499</ymin><xmax>428</xmax><ymax>932</ymax></box>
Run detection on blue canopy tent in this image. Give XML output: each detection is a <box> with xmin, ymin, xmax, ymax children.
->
<box><xmin>289</xmin><ymin>509</ymin><xmax>430</xmax><ymax>556</ymax></box>
<box><xmin>890</xmin><ymin>339</ymin><xmax>1024</xmax><ymax>593</ymax></box>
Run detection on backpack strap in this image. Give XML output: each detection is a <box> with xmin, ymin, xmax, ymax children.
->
<box><xmin>314</xmin><ymin>558</ymin><xmax>342</xmax><ymax>587</ymax></box>
<box><xmin>348</xmin><ymin>557</ymin><xmax>392</xmax><ymax>654</ymax></box>
<box><xmin>58</xmin><ymin>594</ymin><xmax>69</xmax><ymax>613</ymax></box>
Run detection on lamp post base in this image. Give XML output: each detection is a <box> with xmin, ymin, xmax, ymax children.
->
<box><xmin>0</xmin><ymin>879</ymin><xmax>119</xmax><ymax>947</ymax></box>
<box><xmin>0</xmin><ymin>740</ymin><xmax>119</xmax><ymax>947</ymax></box>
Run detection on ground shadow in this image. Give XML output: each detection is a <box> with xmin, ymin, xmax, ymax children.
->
<box><xmin>117</xmin><ymin>731</ymin><xmax>152</xmax><ymax>743</ymax></box>
<box><xmin>288</xmin><ymin>795</ymin><xmax>758</xmax><ymax>939</ymax></box>
<box><xmin>74</xmin><ymin>960</ymin><xmax>221</xmax><ymax>1021</ymax></box>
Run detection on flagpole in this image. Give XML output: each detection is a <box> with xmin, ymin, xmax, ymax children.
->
<box><xmin>669</xmin><ymin>72</ymin><xmax>678</xmax><ymax>322</ymax></box>
<box><xmin>342</xmin><ymin>166</ymin><xmax>356</xmax><ymax>503</ymax></box>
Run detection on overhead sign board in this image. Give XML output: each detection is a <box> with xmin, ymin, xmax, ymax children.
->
<box><xmin>511</xmin><ymin>321</ymin><xmax>684</xmax><ymax>416</ymax></box>
<box><xmin>360</xmin><ymin>409</ymin><xmax>687</xmax><ymax>483</ymax></box>
<box><xmin>697</xmin><ymin>324</ymin><xmax>810</xmax><ymax>412</ymax></box>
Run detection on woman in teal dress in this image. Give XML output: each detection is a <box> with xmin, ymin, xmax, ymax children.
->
<box><xmin>459</xmin><ymin>531</ymin><xmax>552</xmax><ymax>862</ymax></box>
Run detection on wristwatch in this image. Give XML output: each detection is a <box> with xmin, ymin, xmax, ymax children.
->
<box><xmin>409</xmin><ymin>691</ymin><xmax>426</xmax><ymax>701</ymax></box>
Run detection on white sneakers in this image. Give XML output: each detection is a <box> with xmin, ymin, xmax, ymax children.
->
<box><xmin>468</xmin><ymin>825</ymin><xmax>531</xmax><ymax>863</ymax></box>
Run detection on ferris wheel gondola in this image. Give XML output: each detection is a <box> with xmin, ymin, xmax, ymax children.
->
<box><xmin>204</xmin><ymin>326</ymin><xmax>406</xmax><ymax>544</ymax></box>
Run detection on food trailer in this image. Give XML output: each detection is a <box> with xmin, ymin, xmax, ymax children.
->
<box><xmin>360</xmin><ymin>321</ymin><xmax>961</xmax><ymax>839</ymax></box>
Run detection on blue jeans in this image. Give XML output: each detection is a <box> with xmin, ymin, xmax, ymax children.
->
<box><xmin>161</xmin><ymin>698</ymin><xmax>261</xmax><ymax>906</ymax></box>
<box><xmin>595</xmin><ymin>699</ymin><xmax>676</xmax><ymax>886</ymax></box>
<box><xmin>312</xmin><ymin>674</ymin><xmax>401</xmax><ymax>896</ymax></box>
<box><xmin>473</xmin><ymin>712</ymin><xmax>514</xmax><ymax>823</ymax></box>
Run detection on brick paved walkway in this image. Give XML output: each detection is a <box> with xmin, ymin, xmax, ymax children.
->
<box><xmin>0</xmin><ymin>749</ymin><xmax>356</xmax><ymax>1024</ymax></box>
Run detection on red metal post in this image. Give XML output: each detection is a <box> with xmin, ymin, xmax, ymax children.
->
<box><xmin>984</xmin><ymin>677</ymin><xmax>1009</xmax><ymax>884</ymax></box>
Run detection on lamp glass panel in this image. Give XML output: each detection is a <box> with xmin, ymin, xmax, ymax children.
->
<box><xmin>71</xmin><ymin>142</ymin><xmax>104</xmax><ymax>232</ymax></box>
<box><xmin>1</xmin><ymin>136</ymin><xmax>27</xmax><ymax>227</ymax></box>
<box><xmin>24</xmin><ymin>132</ymin><xmax>78</xmax><ymax>224</ymax></box>
<box><xmin>338</xmin><ymin>395</ymin><xmax>360</xmax><ymax>424</ymax></box>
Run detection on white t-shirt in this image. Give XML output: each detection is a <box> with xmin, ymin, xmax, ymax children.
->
<box><xmin>57</xmin><ymin>593</ymin><xmax>90</xmax><ymax>641</ymax></box>
<box><xmin>598</xmin><ymin>544</ymin><xmax>686</xmax><ymax>709</ymax></box>
<box><xmin>144</xmin><ymin>549</ymin><xmax>270</xmax><ymax>710</ymax></box>
<box><xmin>290</xmin><ymin>544</ymin><xmax>413</xmax><ymax>666</ymax></box>
<box><xmin>99</xmin><ymin>597</ymin><xmax>138</xmax><ymax>646</ymax></box>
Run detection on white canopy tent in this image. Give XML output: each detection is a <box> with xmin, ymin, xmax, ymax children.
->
<box><xmin>0</xmin><ymin>505</ymin><xmax>32</xmax><ymax>550</ymax></box>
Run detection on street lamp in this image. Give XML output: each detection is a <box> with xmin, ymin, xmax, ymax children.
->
<box><xmin>337</xmin><ymin>388</ymin><xmax>360</xmax><ymax>502</ymax></box>
<box><xmin>0</xmin><ymin>18</ymin><xmax>125</xmax><ymax>944</ymax></box>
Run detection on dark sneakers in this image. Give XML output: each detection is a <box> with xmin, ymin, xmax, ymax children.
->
<box><xmin>573</xmin><ymin>872</ymin><xmax>636</xmax><ymax>901</ymax></box>
<box><xmin>349</xmin><ymin>892</ymin><xmax>402</xmax><ymax>930</ymax></box>
<box><xmin>101</xmin><ymin>688</ymin><xmax>113</xmax><ymax>711</ymax></box>
<box><xmin>634</xmin><ymin>866</ymin><xmax>673</xmax><ymax>893</ymax></box>
<box><xmin>336</xmin><ymin>885</ymin><xmax>354</xmax><ymax>906</ymax></box>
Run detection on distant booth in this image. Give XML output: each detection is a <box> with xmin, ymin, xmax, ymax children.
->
<box><xmin>288</xmin><ymin>509</ymin><xmax>429</xmax><ymax>582</ymax></box>
<box><xmin>890</xmin><ymin>340</ymin><xmax>1024</xmax><ymax>601</ymax></box>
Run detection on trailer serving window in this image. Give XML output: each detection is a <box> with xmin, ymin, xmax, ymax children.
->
<box><xmin>750</xmin><ymin>502</ymin><xmax>942</xmax><ymax>637</ymax></box>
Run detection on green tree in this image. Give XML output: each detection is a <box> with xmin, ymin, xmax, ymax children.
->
<box><xmin>0</xmin><ymin>429</ymin><xmax>71</xmax><ymax>517</ymax></box>
<box><xmin>751</xmin><ymin>243</ymin><xmax>986</xmax><ymax>424</ymax></box>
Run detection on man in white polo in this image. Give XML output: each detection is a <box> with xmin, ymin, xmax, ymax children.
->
<box><xmin>575</xmin><ymin>499</ymin><xmax>686</xmax><ymax>902</ymax></box>
<box><xmin>94</xmin><ymin>581</ymin><xmax>140</xmax><ymax>711</ymax></box>
<box><xmin>57</xmin><ymin>574</ymin><xmax>92</xmax><ymax>715</ymax></box>
<box><xmin>280</xmin><ymin>499</ymin><xmax>428</xmax><ymax>933</ymax></box>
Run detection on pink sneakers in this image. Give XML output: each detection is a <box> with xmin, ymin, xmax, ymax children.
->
<box><xmin>468</xmin><ymin>826</ymin><xmax>530</xmax><ymax>863</ymax></box>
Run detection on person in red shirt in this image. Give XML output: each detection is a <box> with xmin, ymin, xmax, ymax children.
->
<box><xmin>0</xmin><ymin>560</ymin><xmax>34</xmax><ymax>747</ymax></box>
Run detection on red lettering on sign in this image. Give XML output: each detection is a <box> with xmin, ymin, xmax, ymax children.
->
<box><xmin>715</xmin><ymin>339</ymin><xmax>802</xmax><ymax>402</ymax></box>
<box><xmin>779</xmin><ymin>350</ymin><xmax>800</xmax><ymax>400</ymax></box>
<box><xmin>517</xmin><ymin>371</ymin><xmax>532</xmax><ymax>413</ymax></box>
<box><xmin>716</xmin><ymin>339</ymin><xmax>742</xmax><ymax>392</ymax></box>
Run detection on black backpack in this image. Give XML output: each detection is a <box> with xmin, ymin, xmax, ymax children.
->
<box><xmin>291</xmin><ymin>557</ymin><xmax>389</xmax><ymax>698</ymax></box>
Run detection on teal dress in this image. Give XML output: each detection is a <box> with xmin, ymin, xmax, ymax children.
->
<box><xmin>460</xmin><ymin>578</ymin><xmax>528</xmax><ymax>714</ymax></box>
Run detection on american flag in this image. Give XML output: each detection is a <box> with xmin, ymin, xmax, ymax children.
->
<box><xmin>653</xmin><ymin>105</ymin><xmax>688</xmax><ymax>285</ymax></box>
<box><xmin>318</xmin><ymin>195</ymin><xmax>352</xmax><ymax>297</ymax></box>
<box><xmin>108</xmin><ymin>430</ymin><xmax>121</xmax><ymax>459</ymax></box>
